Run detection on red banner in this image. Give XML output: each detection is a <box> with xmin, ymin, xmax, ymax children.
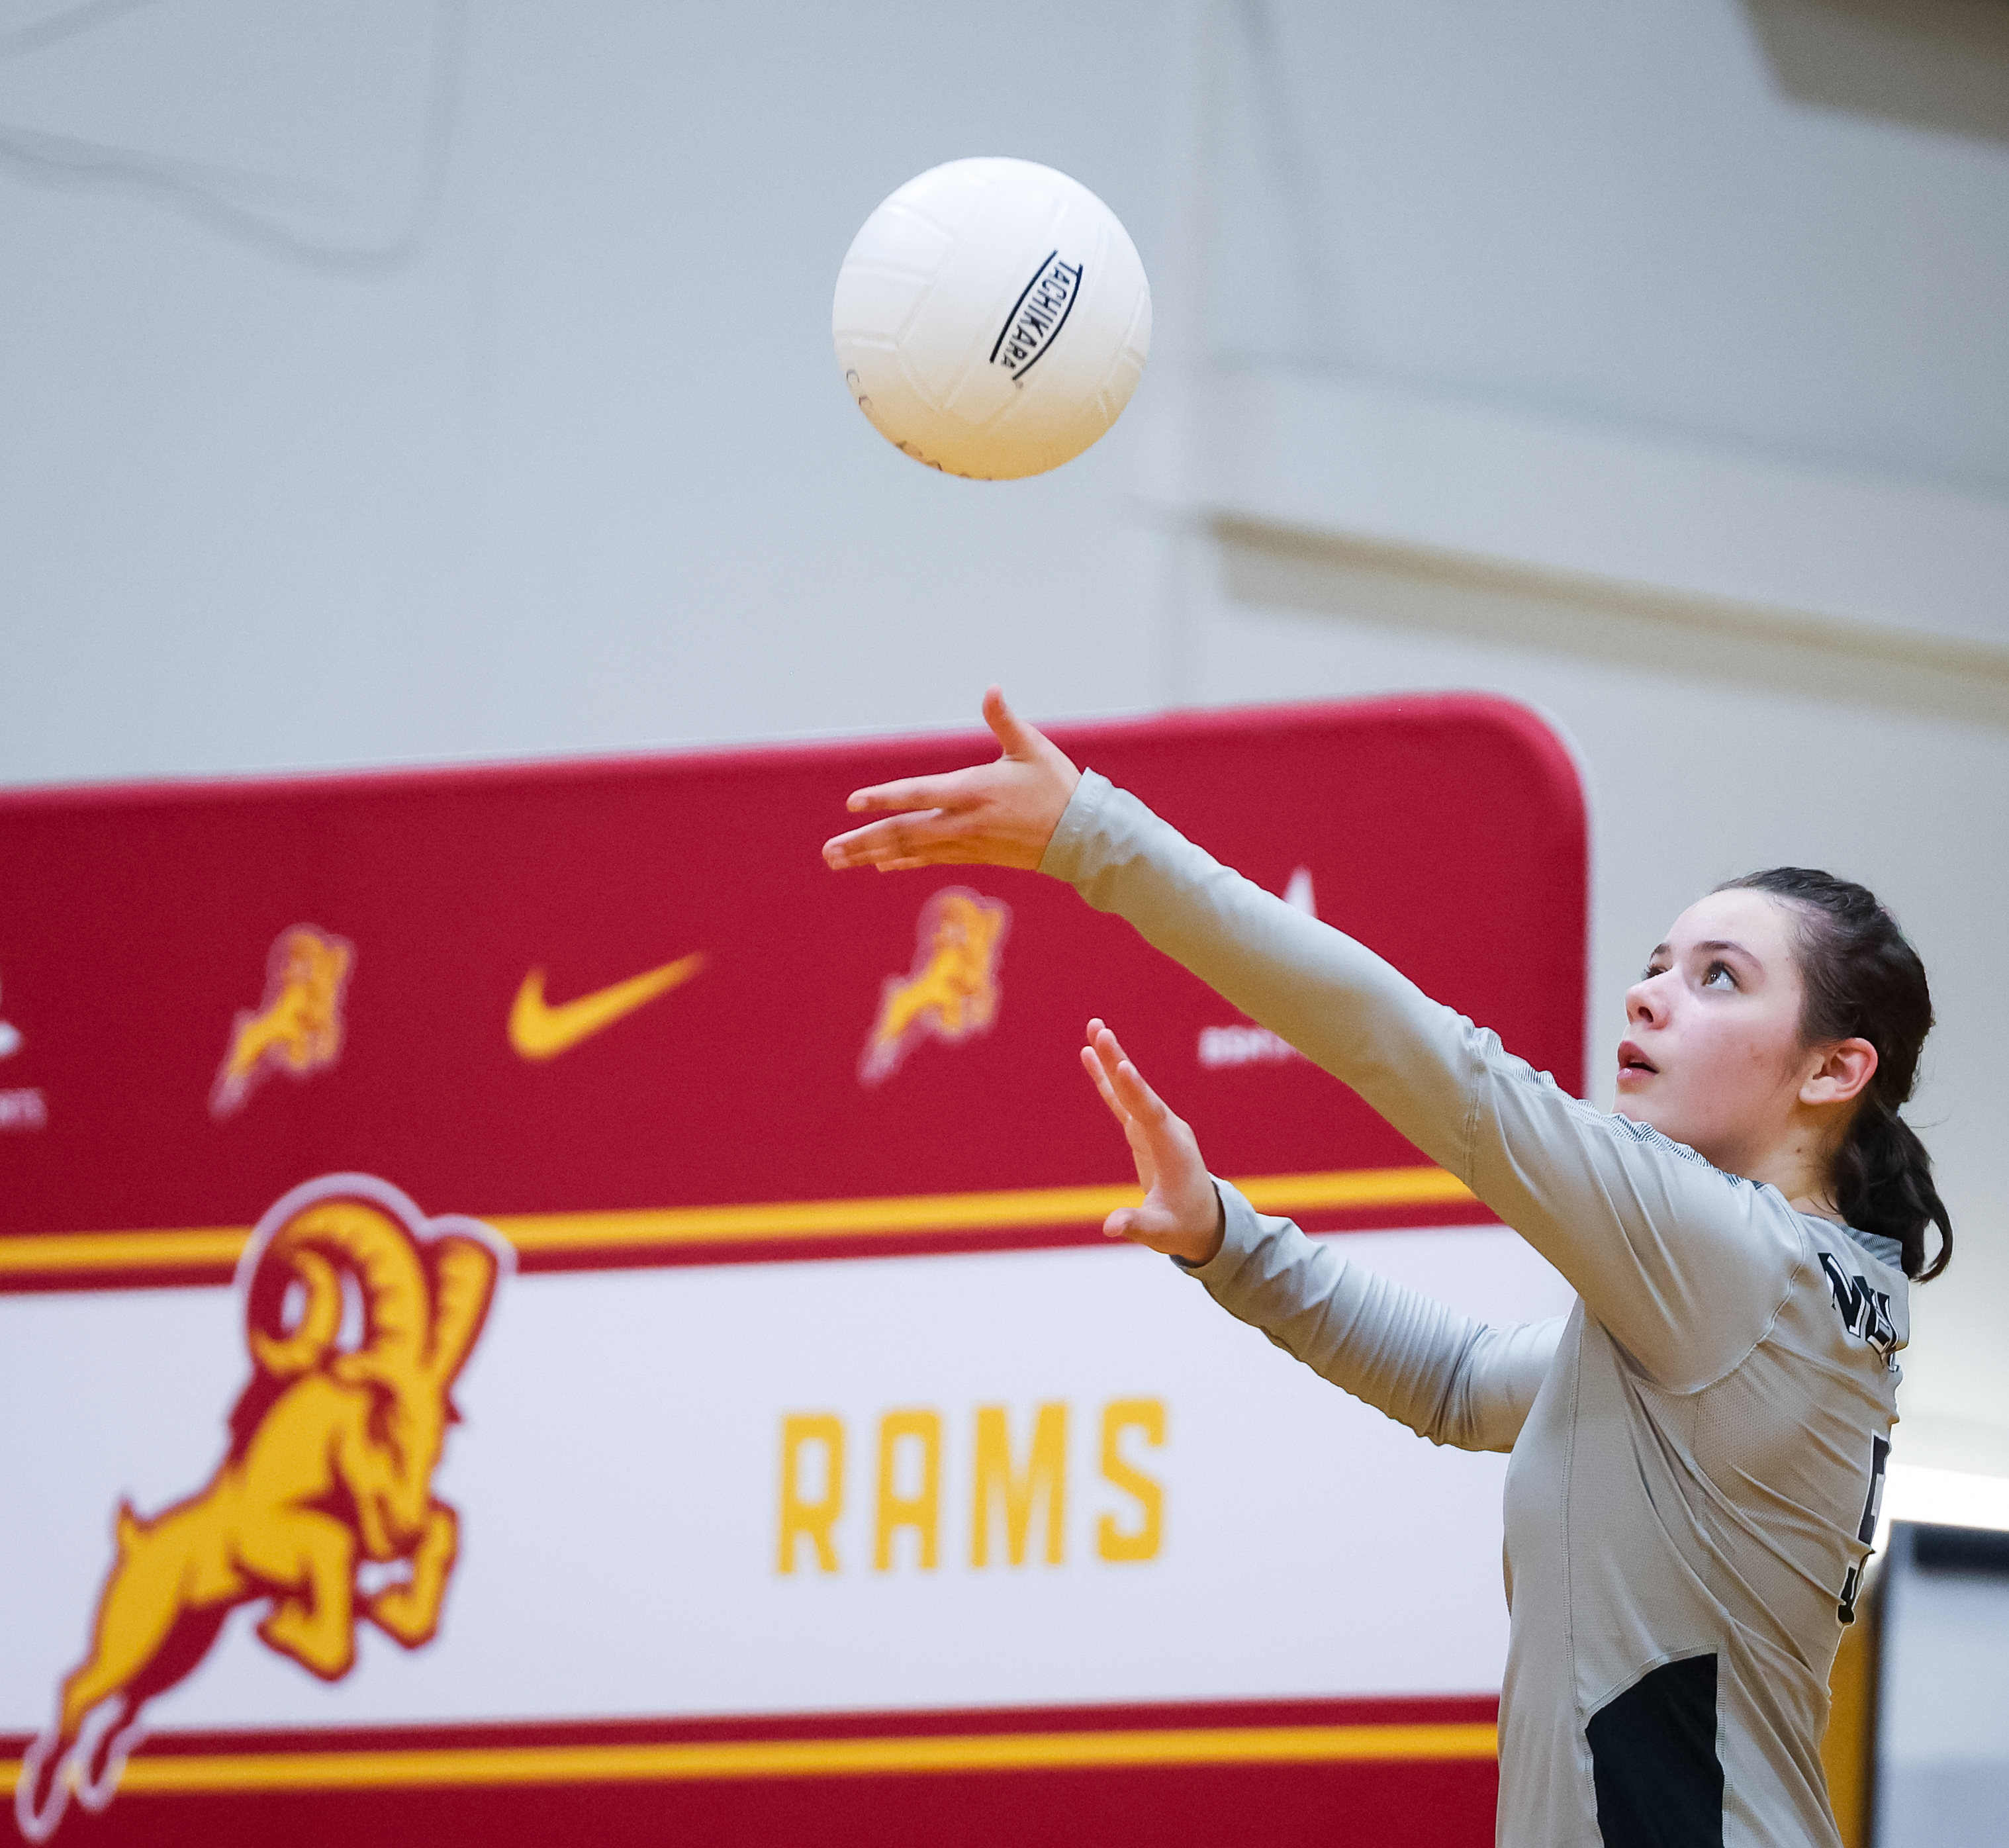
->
<box><xmin>1</xmin><ymin>695</ymin><xmax>1585</xmax><ymax>1847</ymax></box>
<box><xmin>0</xmin><ymin>695</ymin><xmax>1583</xmax><ymax>1285</ymax></box>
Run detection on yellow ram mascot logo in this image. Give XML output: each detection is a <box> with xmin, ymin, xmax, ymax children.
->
<box><xmin>859</xmin><ymin>887</ymin><xmax>1011</xmax><ymax>1086</ymax></box>
<box><xmin>209</xmin><ymin>925</ymin><xmax>355</xmax><ymax>1120</ymax></box>
<box><xmin>15</xmin><ymin>1175</ymin><xmax>508</xmax><ymax>1842</ymax></box>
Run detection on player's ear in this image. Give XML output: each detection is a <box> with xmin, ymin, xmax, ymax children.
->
<box><xmin>1802</xmin><ymin>1037</ymin><xmax>1877</xmax><ymax>1107</ymax></box>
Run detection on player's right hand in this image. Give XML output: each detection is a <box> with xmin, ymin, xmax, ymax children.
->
<box><xmin>1080</xmin><ymin>1019</ymin><xmax>1227</xmax><ymax>1267</ymax></box>
<box><xmin>821</xmin><ymin>686</ymin><xmax>1081</xmax><ymax>873</ymax></box>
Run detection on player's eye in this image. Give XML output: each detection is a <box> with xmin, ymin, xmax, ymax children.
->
<box><xmin>1702</xmin><ymin>961</ymin><xmax>1738</xmax><ymax>990</ymax></box>
<box><xmin>1641</xmin><ymin>960</ymin><xmax>1669</xmax><ymax>982</ymax></box>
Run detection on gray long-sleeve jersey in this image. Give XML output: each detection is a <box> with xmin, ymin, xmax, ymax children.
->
<box><xmin>1043</xmin><ymin>771</ymin><xmax>1907</xmax><ymax>1848</ymax></box>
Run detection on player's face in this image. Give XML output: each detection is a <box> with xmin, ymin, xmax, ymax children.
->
<box><xmin>1614</xmin><ymin>890</ymin><xmax>1815</xmax><ymax>1172</ymax></box>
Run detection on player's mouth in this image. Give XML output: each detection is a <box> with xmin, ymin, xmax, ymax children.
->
<box><xmin>1616</xmin><ymin>1040</ymin><xmax>1658</xmax><ymax>1087</ymax></box>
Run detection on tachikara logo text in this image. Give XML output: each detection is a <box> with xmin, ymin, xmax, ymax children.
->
<box><xmin>990</xmin><ymin>252</ymin><xmax>1083</xmax><ymax>383</ymax></box>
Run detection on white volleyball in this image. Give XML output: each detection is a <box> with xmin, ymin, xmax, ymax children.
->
<box><xmin>832</xmin><ymin>158</ymin><xmax>1152</xmax><ymax>481</ymax></box>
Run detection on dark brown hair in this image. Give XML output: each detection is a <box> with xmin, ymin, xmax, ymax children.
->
<box><xmin>1717</xmin><ymin>868</ymin><xmax>1950</xmax><ymax>1280</ymax></box>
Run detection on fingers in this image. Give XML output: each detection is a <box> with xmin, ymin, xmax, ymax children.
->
<box><xmin>1078</xmin><ymin>1027</ymin><xmax>1140</xmax><ymax>1134</ymax></box>
<box><xmin>983</xmin><ymin>684</ymin><xmax>1043</xmax><ymax>761</ymax></box>
<box><xmin>1088</xmin><ymin>1023</ymin><xmax>1170</xmax><ymax>1129</ymax></box>
<box><xmin>1102</xmin><ymin>1203</ymin><xmax>1168</xmax><ymax>1241</ymax></box>
<box><xmin>1103</xmin><ymin>1205</ymin><xmax>1158</xmax><ymax>1242</ymax></box>
<box><xmin>1109</xmin><ymin>1055</ymin><xmax>1170</xmax><ymax>1128</ymax></box>
<box><xmin>825</xmin><ymin>688</ymin><xmax>1080</xmax><ymax>877</ymax></box>
<box><xmin>1078</xmin><ymin>1041</ymin><xmax>1124</xmax><ymax>1122</ymax></box>
<box><xmin>1081</xmin><ymin>1027</ymin><xmax>1159</xmax><ymax>1201</ymax></box>
<box><xmin>845</xmin><ymin>684</ymin><xmax>1043</xmax><ymax>809</ymax></box>
<box><xmin>1080</xmin><ymin>1017</ymin><xmax>1128</xmax><ymax>1099</ymax></box>
<box><xmin>1080</xmin><ymin>1017</ymin><xmax>1221</xmax><ymax>1262</ymax></box>
<box><xmin>822</xmin><ymin>808</ymin><xmax>988</xmax><ymax>870</ymax></box>
<box><xmin>822</xmin><ymin>814</ymin><xmax>931</xmax><ymax>870</ymax></box>
<box><xmin>843</xmin><ymin>770</ymin><xmax>974</xmax><ymax>816</ymax></box>
<box><xmin>1085</xmin><ymin>1018</ymin><xmax>1127</xmax><ymax>1084</ymax></box>
<box><xmin>1100</xmin><ymin>1202</ymin><xmax>1199</xmax><ymax>1254</ymax></box>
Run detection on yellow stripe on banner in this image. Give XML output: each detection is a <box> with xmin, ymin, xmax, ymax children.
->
<box><xmin>0</xmin><ymin>1165</ymin><xmax>1476</xmax><ymax>1281</ymax></box>
<box><xmin>0</xmin><ymin>1227</ymin><xmax>253</xmax><ymax>1275</ymax></box>
<box><xmin>0</xmin><ymin>1723</ymin><xmax>1497</xmax><ymax>1794</ymax></box>
<box><xmin>494</xmin><ymin>1165</ymin><xmax>1474</xmax><ymax>1256</ymax></box>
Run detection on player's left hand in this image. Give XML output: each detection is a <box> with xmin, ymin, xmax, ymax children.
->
<box><xmin>1079</xmin><ymin>1019</ymin><xmax>1225</xmax><ymax>1266</ymax></box>
<box><xmin>822</xmin><ymin>686</ymin><xmax>1080</xmax><ymax>872</ymax></box>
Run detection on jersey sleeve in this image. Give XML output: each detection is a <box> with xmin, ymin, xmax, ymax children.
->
<box><xmin>1190</xmin><ymin>1181</ymin><xmax>1564</xmax><ymax>1453</ymax></box>
<box><xmin>1042</xmin><ymin>770</ymin><xmax>1805</xmax><ymax>1393</ymax></box>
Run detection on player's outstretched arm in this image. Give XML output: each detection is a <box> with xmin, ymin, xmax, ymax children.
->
<box><xmin>1086</xmin><ymin>1027</ymin><xmax>1557</xmax><ymax>1452</ymax></box>
<box><xmin>1078</xmin><ymin>1019</ymin><xmax>1225</xmax><ymax>1266</ymax></box>
<box><xmin>822</xmin><ymin>686</ymin><xmax>1080</xmax><ymax>872</ymax></box>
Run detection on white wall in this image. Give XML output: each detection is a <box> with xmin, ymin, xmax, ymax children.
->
<box><xmin>1193</xmin><ymin>526</ymin><xmax>2009</xmax><ymax>1485</ymax></box>
<box><xmin>0</xmin><ymin>0</ymin><xmax>1180</xmax><ymax>776</ymax></box>
<box><xmin>1</xmin><ymin>0</ymin><xmax>2005</xmax><ymax>1475</ymax></box>
<box><xmin>1876</xmin><ymin>1525</ymin><xmax>2009</xmax><ymax>1848</ymax></box>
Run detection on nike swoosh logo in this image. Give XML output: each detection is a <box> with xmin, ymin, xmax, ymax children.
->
<box><xmin>508</xmin><ymin>953</ymin><xmax>706</xmax><ymax>1060</ymax></box>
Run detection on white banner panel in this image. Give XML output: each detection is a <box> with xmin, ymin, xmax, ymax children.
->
<box><xmin>1</xmin><ymin>1227</ymin><xmax>1570</xmax><ymax>1737</ymax></box>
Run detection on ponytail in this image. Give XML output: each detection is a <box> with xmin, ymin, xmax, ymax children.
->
<box><xmin>1830</xmin><ymin>1098</ymin><xmax>1951</xmax><ymax>1282</ymax></box>
<box><xmin>1718</xmin><ymin>868</ymin><xmax>1951</xmax><ymax>1281</ymax></box>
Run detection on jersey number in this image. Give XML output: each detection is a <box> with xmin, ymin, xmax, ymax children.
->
<box><xmin>1837</xmin><ymin>1434</ymin><xmax>1890</xmax><ymax>1625</ymax></box>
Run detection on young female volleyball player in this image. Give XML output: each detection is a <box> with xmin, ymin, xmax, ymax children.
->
<box><xmin>823</xmin><ymin>689</ymin><xmax>1952</xmax><ymax>1848</ymax></box>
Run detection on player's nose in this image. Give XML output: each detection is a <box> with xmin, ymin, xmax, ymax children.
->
<box><xmin>1624</xmin><ymin>978</ymin><xmax>1664</xmax><ymax>1028</ymax></box>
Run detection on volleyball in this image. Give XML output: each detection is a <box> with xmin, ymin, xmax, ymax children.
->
<box><xmin>832</xmin><ymin>158</ymin><xmax>1152</xmax><ymax>481</ymax></box>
